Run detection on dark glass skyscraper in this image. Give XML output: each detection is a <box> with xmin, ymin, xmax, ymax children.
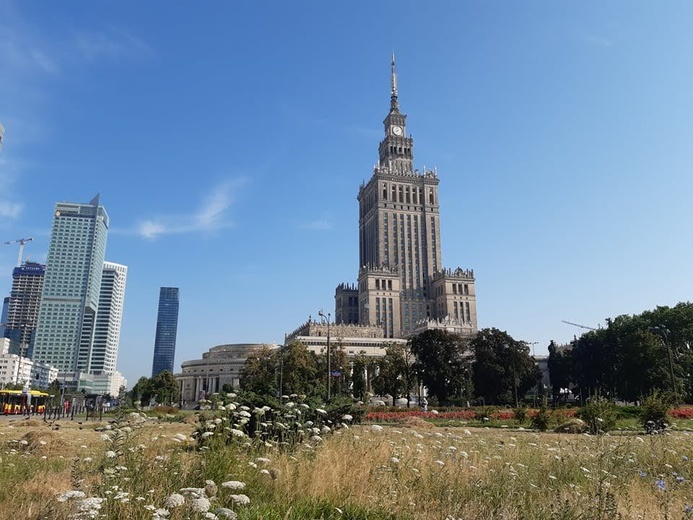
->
<box><xmin>151</xmin><ymin>287</ymin><xmax>180</xmax><ymax>377</ymax></box>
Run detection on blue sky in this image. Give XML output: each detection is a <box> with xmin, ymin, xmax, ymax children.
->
<box><xmin>1</xmin><ymin>1</ymin><xmax>693</xmax><ymax>386</ymax></box>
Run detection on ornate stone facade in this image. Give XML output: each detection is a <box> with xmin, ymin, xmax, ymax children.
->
<box><xmin>335</xmin><ymin>56</ymin><xmax>478</xmax><ymax>339</ymax></box>
<box><xmin>176</xmin><ymin>343</ymin><xmax>280</xmax><ymax>405</ymax></box>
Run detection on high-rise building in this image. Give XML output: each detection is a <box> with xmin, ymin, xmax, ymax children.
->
<box><xmin>336</xmin><ymin>57</ymin><xmax>478</xmax><ymax>338</ymax></box>
<box><xmin>4</xmin><ymin>262</ymin><xmax>45</xmax><ymax>357</ymax></box>
<box><xmin>81</xmin><ymin>262</ymin><xmax>128</xmax><ymax>374</ymax></box>
<box><xmin>151</xmin><ymin>287</ymin><xmax>180</xmax><ymax>377</ymax></box>
<box><xmin>33</xmin><ymin>195</ymin><xmax>109</xmax><ymax>377</ymax></box>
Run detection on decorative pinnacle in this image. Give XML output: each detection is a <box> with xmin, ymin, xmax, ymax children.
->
<box><xmin>390</xmin><ymin>53</ymin><xmax>399</xmax><ymax>112</ymax></box>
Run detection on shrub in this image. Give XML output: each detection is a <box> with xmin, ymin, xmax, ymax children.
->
<box><xmin>531</xmin><ymin>404</ymin><xmax>551</xmax><ymax>432</ymax></box>
<box><xmin>514</xmin><ymin>406</ymin><xmax>527</xmax><ymax>423</ymax></box>
<box><xmin>578</xmin><ymin>398</ymin><xmax>617</xmax><ymax>434</ymax></box>
<box><xmin>640</xmin><ymin>391</ymin><xmax>671</xmax><ymax>434</ymax></box>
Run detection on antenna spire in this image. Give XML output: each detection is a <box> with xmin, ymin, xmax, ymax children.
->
<box><xmin>390</xmin><ymin>53</ymin><xmax>399</xmax><ymax>112</ymax></box>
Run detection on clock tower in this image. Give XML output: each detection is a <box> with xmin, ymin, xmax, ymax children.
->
<box><xmin>378</xmin><ymin>55</ymin><xmax>414</xmax><ymax>175</ymax></box>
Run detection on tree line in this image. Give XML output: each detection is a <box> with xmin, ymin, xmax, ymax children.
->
<box><xmin>548</xmin><ymin>302</ymin><xmax>693</xmax><ymax>404</ymax></box>
<box><xmin>240</xmin><ymin>328</ymin><xmax>542</xmax><ymax>406</ymax></box>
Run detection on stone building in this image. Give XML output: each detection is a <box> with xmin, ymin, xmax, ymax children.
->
<box><xmin>334</xmin><ymin>56</ymin><xmax>478</xmax><ymax>339</ymax></box>
<box><xmin>176</xmin><ymin>343</ymin><xmax>280</xmax><ymax>405</ymax></box>
<box><xmin>285</xmin><ymin>317</ymin><xmax>406</xmax><ymax>358</ymax></box>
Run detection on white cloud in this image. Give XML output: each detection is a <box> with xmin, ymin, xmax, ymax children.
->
<box><xmin>74</xmin><ymin>28</ymin><xmax>153</xmax><ymax>61</ymax></box>
<box><xmin>0</xmin><ymin>201</ymin><xmax>22</xmax><ymax>219</ymax></box>
<box><xmin>301</xmin><ymin>219</ymin><xmax>332</xmax><ymax>231</ymax></box>
<box><xmin>135</xmin><ymin>180</ymin><xmax>245</xmax><ymax>240</ymax></box>
<box><xmin>585</xmin><ymin>34</ymin><xmax>614</xmax><ymax>48</ymax></box>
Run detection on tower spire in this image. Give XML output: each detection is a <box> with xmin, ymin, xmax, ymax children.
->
<box><xmin>390</xmin><ymin>53</ymin><xmax>399</xmax><ymax>113</ymax></box>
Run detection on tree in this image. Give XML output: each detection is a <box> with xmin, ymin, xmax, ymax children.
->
<box><xmin>372</xmin><ymin>344</ymin><xmax>414</xmax><ymax>405</ymax></box>
<box><xmin>410</xmin><ymin>329</ymin><xmax>472</xmax><ymax>405</ymax></box>
<box><xmin>130</xmin><ymin>376</ymin><xmax>153</xmax><ymax>405</ymax></box>
<box><xmin>278</xmin><ymin>342</ymin><xmax>321</xmax><ymax>398</ymax></box>
<box><xmin>547</xmin><ymin>340</ymin><xmax>572</xmax><ymax>404</ymax></box>
<box><xmin>351</xmin><ymin>352</ymin><xmax>373</xmax><ymax>401</ymax></box>
<box><xmin>239</xmin><ymin>345</ymin><xmax>278</xmax><ymax>396</ymax></box>
<box><xmin>471</xmin><ymin>328</ymin><xmax>539</xmax><ymax>406</ymax></box>
<box><xmin>150</xmin><ymin>371</ymin><xmax>179</xmax><ymax>405</ymax></box>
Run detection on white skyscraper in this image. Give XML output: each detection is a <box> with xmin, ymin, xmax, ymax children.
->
<box><xmin>81</xmin><ymin>262</ymin><xmax>127</xmax><ymax>374</ymax></box>
<box><xmin>34</xmin><ymin>195</ymin><xmax>109</xmax><ymax>379</ymax></box>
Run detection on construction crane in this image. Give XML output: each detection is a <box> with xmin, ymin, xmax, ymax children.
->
<box><xmin>561</xmin><ymin>320</ymin><xmax>597</xmax><ymax>331</ymax></box>
<box><xmin>3</xmin><ymin>237</ymin><xmax>33</xmax><ymax>267</ymax></box>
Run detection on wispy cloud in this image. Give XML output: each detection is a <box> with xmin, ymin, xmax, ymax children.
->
<box><xmin>135</xmin><ymin>179</ymin><xmax>246</xmax><ymax>240</ymax></box>
<box><xmin>74</xmin><ymin>28</ymin><xmax>153</xmax><ymax>62</ymax></box>
<box><xmin>0</xmin><ymin>201</ymin><xmax>23</xmax><ymax>219</ymax></box>
<box><xmin>300</xmin><ymin>212</ymin><xmax>333</xmax><ymax>231</ymax></box>
<box><xmin>585</xmin><ymin>34</ymin><xmax>614</xmax><ymax>48</ymax></box>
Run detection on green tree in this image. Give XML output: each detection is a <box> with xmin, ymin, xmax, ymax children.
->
<box><xmin>240</xmin><ymin>345</ymin><xmax>278</xmax><ymax>396</ymax></box>
<box><xmin>150</xmin><ymin>371</ymin><xmax>179</xmax><ymax>405</ymax></box>
<box><xmin>372</xmin><ymin>344</ymin><xmax>415</xmax><ymax>405</ymax></box>
<box><xmin>471</xmin><ymin>328</ymin><xmax>539</xmax><ymax>406</ymax></box>
<box><xmin>279</xmin><ymin>342</ymin><xmax>321</xmax><ymax>398</ymax></box>
<box><xmin>130</xmin><ymin>376</ymin><xmax>153</xmax><ymax>405</ymax></box>
<box><xmin>547</xmin><ymin>340</ymin><xmax>572</xmax><ymax>404</ymax></box>
<box><xmin>410</xmin><ymin>329</ymin><xmax>472</xmax><ymax>405</ymax></box>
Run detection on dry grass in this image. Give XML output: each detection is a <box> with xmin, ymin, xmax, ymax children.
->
<box><xmin>3</xmin><ymin>414</ymin><xmax>693</xmax><ymax>519</ymax></box>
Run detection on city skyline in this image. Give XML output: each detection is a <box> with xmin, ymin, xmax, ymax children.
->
<box><xmin>2</xmin><ymin>2</ymin><xmax>693</xmax><ymax>387</ymax></box>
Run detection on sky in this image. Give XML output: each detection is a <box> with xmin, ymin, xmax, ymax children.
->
<box><xmin>1</xmin><ymin>1</ymin><xmax>693</xmax><ymax>387</ymax></box>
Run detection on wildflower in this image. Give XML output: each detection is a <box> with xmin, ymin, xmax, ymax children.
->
<box><xmin>105</xmin><ymin>450</ymin><xmax>117</xmax><ymax>458</ymax></box>
<box><xmin>230</xmin><ymin>494</ymin><xmax>251</xmax><ymax>506</ymax></box>
<box><xmin>191</xmin><ymin>497</ymin><xmax>211</xmax><ymax>513</ymax></box>
<box><xmin>677</xmin><ymin>476</ymin><xmax>686</xmax><ymax>483</ymax></box>
<box><xmin>164</xmin><ymin>493</ymin><xmax>185</xmax><ymax>508</ymax></box>
<box><xmin>152</xmin><ymin>508</ymin><xmax>170</xmax><ymax>519</ymax></box>
<box><xmin>316</xmin><ymin>408</ymin><xmax>327</xmax><ymax>415</ymax></box>
<box><xmin>214</xmin><ymin>508</ymin><xmax>238</xmax><ymax>519</ymax></box>
<box><xmin>656</xmin><ymin>479</ymin><xmax>666</xmax><ymax>491</ymax></box>
<box><xmin>221</xmin><ymin>481</ymin><xmax>246</xmax><ymax>490</ymax></box>
<box><xmin>371</xmin><ymin>425</ymin><xmax>384</xmax><ymax>432</ymax></box>
<box><xmin>229</xmin><ymin>429</ymin><xmax>245</xmax><ymax>438</ymax></box>
<box><xmin>639</xmin><ymin>471</ymin><xmax>647</xmax><ymax>477</ymax></box>
<box><xmin>260</xmin><ymin>469</ymin><xmax>270</xmax><ymax>475</ymax></box>
<box><xmin>256</xmin><ymin>457</ymin><xmax>271</xmax><ymax>464</ymax></box>
<box><xmin>391</xmin><ymin>457</ymin><xmax>400</xmax><ymax>464</ymax></box>
<box><xmin>57</xmin><ymin>490</ymin><xmax>86</xmax><ymax>502</ymax></box>
<box><xmin>201</xmin><ymin>432</ymin><xmax>214</xmax><ymax>439</ymax></box>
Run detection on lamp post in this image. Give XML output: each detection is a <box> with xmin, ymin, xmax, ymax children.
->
<box><xmin>318</xmin><ymin>310</ymin><xmax>331</xmax><ymax>402</ymax></box>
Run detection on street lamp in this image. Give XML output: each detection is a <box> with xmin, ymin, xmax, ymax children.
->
<box><xmin>318</xmin><ymin>310</ymin><xmax>331</xmax><ymax>402</ymax></box>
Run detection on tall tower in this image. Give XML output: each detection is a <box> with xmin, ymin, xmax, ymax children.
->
<box><xmin>151</xmin><ymin>287</ymin><xmax>180</xmax><ymax>377</ymax></box>
<box><xmin>82</xmin><ymin>262</ymin><xmax>128</xmax><ymax>374</ymax></box>
<box><xmin>5</xmin><ymin>262</ymin><xmax>45</xmax><ymax>357</ymax></box>
<box><xmin>33</xmin><ymin>195</ymin><xmax>109</xmax><ymax>376</ymax></box>
<box><xmin>338</xmin><ymin>56</ymin><xmax>478</xmax><ymax>339</ymax></box>
<box><xmin>357</xmin><ymin>56</ymin><xmax>443</xmax><ymax>336</ymax></box>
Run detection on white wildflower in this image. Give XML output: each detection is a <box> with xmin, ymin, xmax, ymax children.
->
<box><xmin>105</xmin><ymin>450</ymin><xmax>117</xmax><ymax>458</ymax></box>
<box><xmin>191</xmin><ymin>497</ymin><xmax>211</xmax><ymax>513</ymax></box>
<box><xmin>221</xmin><ymin>481</ymin><xmax>246</xmax><ymax>490</ymax></box>
<box><xmin>230</xmin><ymin>494</ymin><xmax>251</xmax><ymax>506</ymax></box>
<box><xmin>371</xmin><ymin>425</ymin><xmax>384</xmax><ymax>432</ymax></box>
<box><xmin>214</xmin><ymin>508</ymin><xmax>238</xmax><ymax>519</ymax></box>
<box><xmin>164</xmin><ymin>493</ymin><xmax>185</xmax><ymax>508</ymax></box>
<box><xmin>316</xmin><ymin>408</ymin><xmax>327</xmax><ymax>415</ymax></box>
<box><xmin>57</xmin><ymin>490</ymin><xmax>86</xmax><ymax>502</ymax></box>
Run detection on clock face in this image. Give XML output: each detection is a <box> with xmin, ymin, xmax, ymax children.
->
<box><xmin>392</xmin><ymin>125</ymin><xmax>403</xmax><ymax>136</ymax></box>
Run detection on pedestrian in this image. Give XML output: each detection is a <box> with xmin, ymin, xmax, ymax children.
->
<box><xmin>421</xmin><ymin>396</ymin><xmax>428</xmax><ymax>412</ymax></box>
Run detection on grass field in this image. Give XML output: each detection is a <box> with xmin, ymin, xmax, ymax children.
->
<box><xmin>2</xmin><ymin>412</ymin><xmax>693</xmax><ymax>519</ymax></box>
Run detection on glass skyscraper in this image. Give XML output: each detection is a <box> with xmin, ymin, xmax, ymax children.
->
<box><xmin>33</xmin><ymin>195</ymin><xmax>109</xmax><ymax>376</ymax></box>
<box><xmin>151</xmin><ymin>287</ymin><xmax>179</xmax><ymax>377</ymax></box>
